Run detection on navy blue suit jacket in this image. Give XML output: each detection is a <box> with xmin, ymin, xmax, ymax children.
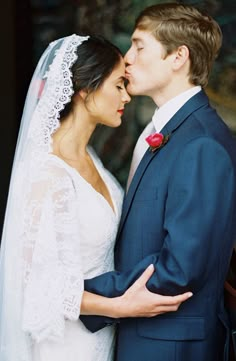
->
<box><xmin>81</xmin><ymin>91</ymin><xmax>236</xmax><ymax>361</ymax></box>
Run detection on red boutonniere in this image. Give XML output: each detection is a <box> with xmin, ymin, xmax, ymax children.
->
<box><xmin>145</xmin><ymin>132</ymin><xmax>170</xmax><ymax>153</ymax></box>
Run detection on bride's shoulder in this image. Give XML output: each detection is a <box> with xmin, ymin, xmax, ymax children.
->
<box><xmin>39</xmin><ymin>155</ymin><xmax>69</xmax><ymax>175</ymax></box>
<box><xmin>26</xmin><ymin>155</ymin><xmax>75</xmax><ymax>190</ymax></box>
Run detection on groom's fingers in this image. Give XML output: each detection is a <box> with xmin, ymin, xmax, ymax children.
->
<box><xmin>131</xmin><ymin>264</ymin><xmax>155</xmax><ymax>290</ymax></box>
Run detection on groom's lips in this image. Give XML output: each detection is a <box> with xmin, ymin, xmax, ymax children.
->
<box><xmin>125</xmin><ymin>71</ymin><xmax>131</xmax><ymax>78</ymax></box>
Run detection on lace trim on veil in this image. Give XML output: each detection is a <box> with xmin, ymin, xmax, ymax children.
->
<box><xmin>28</xmin><ymin>34</ymin><xmax>89</xmax><ymax>155</ymax></box>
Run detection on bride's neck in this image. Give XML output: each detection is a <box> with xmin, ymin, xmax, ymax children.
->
<box><xmin>52</xmin><ymin>112</ymin><xmax>96</xmax><ymax>161</ymax></box>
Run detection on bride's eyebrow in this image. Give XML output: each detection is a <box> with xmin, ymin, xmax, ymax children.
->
<box><xmin>116</xmin><ymin>76</ymin><xmax>126</xmax><ymax>82</ymax></box>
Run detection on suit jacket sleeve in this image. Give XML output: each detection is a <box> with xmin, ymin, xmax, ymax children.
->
<box><xmin>80</xmin><ymin>137</ymin><xmax>236</xmax><ymax>331</ymax></box>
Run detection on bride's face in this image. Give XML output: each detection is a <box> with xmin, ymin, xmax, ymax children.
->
<box><xmin>86</xmin><ymin>59</ymin><xmax>131</xmax><ymax>128</ymax></box>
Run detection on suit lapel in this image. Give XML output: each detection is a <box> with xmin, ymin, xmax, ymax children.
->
<box><xmin>117</xmin><ymin>90</ymin><xmax>209</xmax><ymax>238</ymax></box>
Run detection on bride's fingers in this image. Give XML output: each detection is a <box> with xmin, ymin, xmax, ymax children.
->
<box><xmin>129</xmin><ymin>266</ymin><xmax>193</xmax><ymax>306</ymax></box>
<box><xmin>129</xmin><ymin>264</ymin><xmax>155</xmax><ymax>291</ymax></box>
<box><xmin>156</xmin><ymin>292</ymin><xmax>193</xmax><ymax>305</ymax></box>
<box><xmin>171</xmin><ymin>292</ymin><xmax>193</xmax><ymax>303</ymax></box>
<box><xmin>129</xmin><ymin>267</ymin><xmax>193</xmax><ymax>306</ymax></box>
<box><xmin>121</xmin><ymin>267</ymin><xmax>193</xmax><ymax>318</ymax></box>
<box><xmin>129</xmin><ymin>265</ymin><xmax>155</xmax><ymax>291</ymax></box>
<box><xmin>144</xmin><ymin>296</ymin><xmax>192</xmax><ymax>317</ymax></box>
<box><xmin>142</xmin><ymin>302</ymin><xmax>188</xmax><ymax>318</ymax></box>
<box><xmin>146</xmin><ymin>293</ymin><xmax>193</xmax><ymax>315</ymax></box>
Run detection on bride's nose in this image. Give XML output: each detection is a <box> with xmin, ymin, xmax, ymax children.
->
<box><xmin>122</xmin><ymin>89</ymin><xmax>131</xmax><ymax>104</ymax></box>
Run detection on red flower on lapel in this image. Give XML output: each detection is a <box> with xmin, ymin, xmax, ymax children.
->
<box><xmin>145</xmin><ymin>132</ymin><xmax>170</xmax><ymax>153</ymax></box>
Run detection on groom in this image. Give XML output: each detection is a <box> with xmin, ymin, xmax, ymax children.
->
<box><xmin>81</xmin><ymin>3</ymin><xmax>236</xmax><ymax>361</ymax></box>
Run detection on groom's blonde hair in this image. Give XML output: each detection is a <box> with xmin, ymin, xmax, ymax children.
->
<box><xmin>135</xmin><ymin>3</ymin><xmax>222</xmax><ymax>87</ymax></box>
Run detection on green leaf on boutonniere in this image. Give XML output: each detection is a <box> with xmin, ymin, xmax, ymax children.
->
<box><xmin>145</xmin><ymin>132</ymin><xmax>171</xmax><ymax>153</ymax></box>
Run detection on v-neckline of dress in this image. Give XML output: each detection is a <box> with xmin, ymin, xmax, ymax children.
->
<box><xmin>49</xmin><ymin>149</ymin><xmax>117</xmax><ymax>217</ymax></box>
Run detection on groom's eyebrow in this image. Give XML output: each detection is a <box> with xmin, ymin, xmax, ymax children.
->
<box><xmin>131</xmin><ymin>37</ymin><xmax>144</xmax><ymax>45</ymax></box>
<box><xmin>132</xmin><ymin>37</ymin><xmax>143</xmax><ymax>42</ymax></box>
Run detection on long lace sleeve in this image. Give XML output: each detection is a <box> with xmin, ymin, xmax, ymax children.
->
<box><xmin>21</xmin><ymin>162</ymin><xmax>83</xmax><ymax>343</ymax></box>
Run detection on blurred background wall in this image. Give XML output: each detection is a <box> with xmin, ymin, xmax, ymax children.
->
<box><xmin>1</xmin><ymin>0</ymin><xmax>236</xmax><ymax>237</ymax></box>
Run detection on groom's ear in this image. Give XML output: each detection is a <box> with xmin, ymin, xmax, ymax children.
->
<box><xmin>172</xmin><ymin>45</ymin><xmax>190</xmax><ymax>71</ymax></box>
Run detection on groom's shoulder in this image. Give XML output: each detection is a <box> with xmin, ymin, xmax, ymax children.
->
<box><xmin>183</xmin><ymin>100</ymin><xmax>234</xmax><ymax>143</ymax></box>
<box><xmin>172</xmin><ymin>103</ymin><xmax>236</xmax><ymax>164</ymax></box>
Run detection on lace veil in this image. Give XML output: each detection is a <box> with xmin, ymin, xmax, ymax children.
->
<box><xmin>0</xmin><ymin>34</ymin><xmax>89</xmax><ymax>361</ymax></box>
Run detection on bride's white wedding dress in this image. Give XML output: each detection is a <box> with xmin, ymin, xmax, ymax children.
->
<box><xmin>21</xmin><ymin>147</ymin><xmax>123</xmax><ymax>361</ymax></box>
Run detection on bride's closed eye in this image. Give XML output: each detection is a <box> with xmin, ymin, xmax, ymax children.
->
<box><xmin>117</xmin><ymin>80</ymin><xmax>127</xmax><ymax>90</ymax></box>
<box><xmin>117</xmin><ymin>79</ymin><xmax>128</xmax><ymax>90</ymax></box>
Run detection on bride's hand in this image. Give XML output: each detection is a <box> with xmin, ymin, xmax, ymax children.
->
<box><xmin>116</xmin><ymin>264</ymin><xmax>193</xmax><ymax>318</ymax></box>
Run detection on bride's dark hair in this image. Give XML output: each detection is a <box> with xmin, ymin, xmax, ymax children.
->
<box><xmin>60</xmin><ymin>35</ymin><xmax>123</xmax><ymax>119</ymax></box>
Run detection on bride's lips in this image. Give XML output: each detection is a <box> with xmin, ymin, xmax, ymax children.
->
<box><xmin>117</xmin><ymin>109</ymin><xmax>124</xmax><ymax>115</ymax></box>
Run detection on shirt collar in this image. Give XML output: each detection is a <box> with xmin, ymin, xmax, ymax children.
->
<box><xmin>152</xmin><ymin>86</ymin><xmax>201</xmax><ymax>133</ymax></box>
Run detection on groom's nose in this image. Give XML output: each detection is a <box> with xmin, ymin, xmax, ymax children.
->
<box><xmin>124</xmin><ymin>48</ymin><xmax>135</xmax><ymax>66</ymax></box>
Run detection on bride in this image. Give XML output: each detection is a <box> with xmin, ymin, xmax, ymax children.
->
<box><xmin>0</xmin><ymin>34</ymin><xmax>191</xmax><ymax>361</ymax></box>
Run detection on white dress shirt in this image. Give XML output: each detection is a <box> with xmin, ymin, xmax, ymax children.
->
<box><xmin>126</xmin><ymin>86</ymin><xmax>201</xmax><ymax>190</ymax></box>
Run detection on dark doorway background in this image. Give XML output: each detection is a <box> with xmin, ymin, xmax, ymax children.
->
<box><xmin>1</xmin><ymin>0</ymin><xmax>236</xmax><ymax>239</ymax></box>
<box><xmin>0</xmin><ymin>0</ymin><xmax>33</xmax><ymax>239</ymax></box>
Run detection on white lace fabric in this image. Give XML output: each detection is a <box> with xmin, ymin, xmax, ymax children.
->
<box><xmin>0</xmin><ymin>34</ymin><xmax>123</xmax><ymax>361</ymax></box>
<box><xmin>26</xmin><ymin>152</ymin><xmax>123</xmax><ymax>361</ymax></box>
<box><xmin>21</xmin><ymin>162</ymin><xmax>84</xmax><ymax>343</ymax></box>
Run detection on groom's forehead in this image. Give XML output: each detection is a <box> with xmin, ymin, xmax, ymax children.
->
<box><xmin>131</xmin><ymin>29</ymin><xmax>145</xmax><ymax>42</ymax></box>
<box><xmin>131</xmin><ymin>30</ymin><xmax>154</xmax><ymax>44</ymax></box>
